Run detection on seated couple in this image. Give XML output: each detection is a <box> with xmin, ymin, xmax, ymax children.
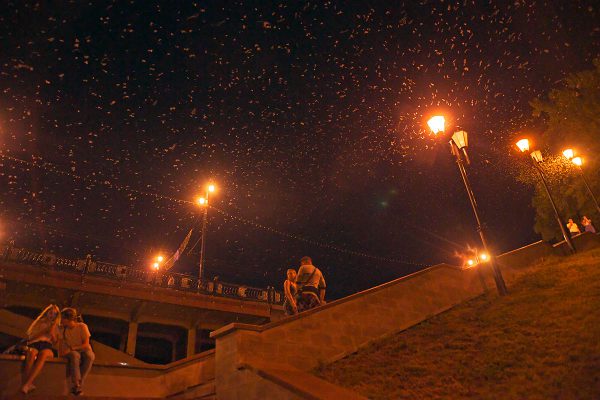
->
<box><xmin>283</xmin><ymin>256</ymin><xmax>326</xmax><ymax>315</ymax></box>
<box><xmin>20</xmin><ymin>305</ymin><xmax>95</xmax><ymax>396</ymax></box>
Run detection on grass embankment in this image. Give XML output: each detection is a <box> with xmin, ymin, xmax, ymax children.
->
<box><xmin>318</xmin><ymin>249</ymin><xmax>600</xmax><ymax>399</ymax></box>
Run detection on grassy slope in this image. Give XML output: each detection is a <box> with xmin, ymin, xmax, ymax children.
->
<box><xmin>317</xmin><ymin>249</ymin><xmax>600</xmax><ymax>399</ymax></box>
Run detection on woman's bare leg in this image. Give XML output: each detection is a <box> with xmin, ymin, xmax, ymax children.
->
<box><xmin>21</xmin><ymin>348</ymin><xmax>38</xmax><ymax>385</ymax></box>
<box><xmin>21</xmin><ymin>349</ymin><xmax>53</xmax><ymax>391</ymax></box>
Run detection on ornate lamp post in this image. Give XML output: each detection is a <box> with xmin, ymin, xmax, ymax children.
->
<box><xmin>196</xmin><ymin>183</ymin><xmax>216</xmax><ymax>288</ymax></box>
<box><xmin>516</xmin><ymin>139</ymin><xmax>575</xmax><ymax>253</ymax></box>
<box><xmin>427</xmin><ymin>116</ymin><xmax>508</xmax><ymax>296</ymax></box>
<box><xmin>562</xmin><ymin>149</ymin><xmax>600</xmax><ymax>215</ymax></box>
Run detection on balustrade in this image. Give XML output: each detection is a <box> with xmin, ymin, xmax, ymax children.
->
<box><xmin>0</xmin><ymin>244</ymin><xmax>282</xmax><ymax>304</ymax></box>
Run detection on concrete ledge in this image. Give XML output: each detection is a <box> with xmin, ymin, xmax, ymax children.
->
<box><xmin>240</xmin><ymin>360</ymin><xmax>368</xmax><ymax>400</ymax></box>
<box><xmin>211</xmin><ymin>262</ymin><xmax>460</xmax><ymax>339</ymax></box>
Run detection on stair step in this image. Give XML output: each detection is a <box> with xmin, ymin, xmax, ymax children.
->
<box><xmin>2</xmin><ymin>397</ymin><xmax>160</xmax><ymax>400</ymax></box>
<box><xmin>166</xmin><ymin>380</ymin><xmax>216</xmax><ymax>399</ymax></box>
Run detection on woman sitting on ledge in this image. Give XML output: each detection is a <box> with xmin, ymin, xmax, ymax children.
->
<box><xmin>21</xmin><ymin>304</ymin><xmax>61</xmax><ymax>394</ymax></box>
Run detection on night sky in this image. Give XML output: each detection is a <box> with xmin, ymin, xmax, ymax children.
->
<box><xmin>1</xmin><ymin>1</ymin><xmax>598</xmax><ymax>299</ymax></box>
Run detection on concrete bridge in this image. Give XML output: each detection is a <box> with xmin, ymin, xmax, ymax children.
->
<box><xmin>0</xmin><ymin>244</ymin><xmax>284</xmax><ymax>364</ymax></box>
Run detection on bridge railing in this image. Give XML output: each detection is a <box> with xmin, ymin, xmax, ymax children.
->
<box><xmin>0</xmin><ymin>244</ymin><xmax>283</xmax><ymax>304</ymax></box>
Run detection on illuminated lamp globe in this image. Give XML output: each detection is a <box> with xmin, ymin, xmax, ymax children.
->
<box><xmin>427</xmin><ymin>116</ymin><xmax>445</xmax><ymax>135</ymax></box>
<box><xmin>572</xmin><ymin>156</ymin><xmax>583</xmax><ymax>166</ymax></box>
<box><xmin>208</xmin><ymin>184</ymin><xmax>216</xmax><ymax>193</ymax></box>
<box><xmin>562</xmin><ymin>149</ymin><xmax>574</xmax><ymax>160</ymax></box>
<box><xmin>467</xmin><ymin>259</ymin><xmax>475</xmax><ymax>267</ymax></box>
<box><xmin>157</xmin><ymin>255</ymin><xmax>164</xmax><ymax>263</ymax></box>
<box><xmin>516</xmin><ymin>139</ymin><xmax>530</xmax><ymax>153</ymax></box>
<box><xmin>479</xmin><ymin>253</ymin><xmax>489</xmax><ymax>262</ymax></box>
<box><xmin>152</xmin><ymin>262</ymin><xmax>160</xmax><ymax>271</ymax></box>
<box><xmin>197</xmin><ymin>197</ymin><xmax>207</xmax><ymax>206</ymax></box>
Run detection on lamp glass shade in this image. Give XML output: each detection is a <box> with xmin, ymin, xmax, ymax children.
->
<box><xmin>562</xmin><ymin>149</ymin><xmax>574</xmax><ymax>160</ymax></box>
<box><xmin>452</xmin><ymin>130</ymin><xmax>468</xmax><ymax>149</ymax></box>
<box><xmin>572</xmin><ymin>156</ymin><xmax>583</xmax><ymax>166</ymax></box>
<box><xmin>197</xmin><ymin>197</ymin><xmax>207</xmax><ymax>205</ymax></box>
<box><xmin>427</xmin><ymin>116</ymin><xmax>445</xmax><ymax>134</ymax></box>
<box><xmin>530</xmin><ymin>150</ymin><xmax>543</xmax><ymax>163</ymax></box>
<box><xmin>208</xmin><ymin>184</ymin><xmax>216</xmax><ymax>192</ymax></box>
<box><xmin>516</xmin><ymin>138</ymin><xmax>530</xmax><ymax>152</ymax></box>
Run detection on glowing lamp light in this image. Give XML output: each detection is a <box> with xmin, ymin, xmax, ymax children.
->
<box><xmin>516</xmin><ymin>139</ymin><xmax>530</xmax><ymax>153</ymax></box>
<box><xmin>152</xmin><ymin>262</ymin><xmax>160</xmax><ymax>271</ymax></box>
<box><xmin>479</xmin><ymin>253</ymin><xmax>490</xmax><ymax>262</ymax></box>
<box><xmin>452</xmin><ymin>130</ymin><xmax>469</xmax><ymax>150</ymax></box>
<box><xmin>208</xmin><ymin>184</ymin><xmax>216</xmax><ymax>193</ymax></box>
<box><xmin>530</xmin><ymin>150</ymin><xmax>544</xmax><ymax>163</ymax></box>
<box><xmin>572</xmin><ymin>156</ymin><xmax>583</xmax><ymax>166</ymax></box>
<box><xmin>562</xmin><ymin>149</ymin><xmax>574</xmax><ymax>160</ymax></box>
<box><xmin>427</xmin><ymin>116</ymin><xmax>445</xmax><ymax>135</ymax></box>
<box><xmin>197</xmin><ymin>197</ymin><xmax>207</xmax><ymax>206</ymax></box>
<box><xmin>467</xmin><ymin>259</ymin><xmax>475</xmax><ymax>267</ymax></box>
<box><xmin>156</xmin><ymin>255</ymin><xmax>164</xmax><ymax>263</ymax></box>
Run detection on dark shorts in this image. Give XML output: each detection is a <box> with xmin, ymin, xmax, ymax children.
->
<box><xmin>28</xmin><ymin>341</ymin><xmax>55</xmax><ymax>355</ymax></box>
<box><xmin>297</xmin><ymin>292</ymin><xmax>321</xmax><ymax>312</ymax></box>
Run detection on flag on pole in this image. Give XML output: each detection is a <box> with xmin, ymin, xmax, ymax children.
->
<box><xmin>163</xmin><ymin>228</ymin><xmax>193</xmax><ymax>270</ymax></box>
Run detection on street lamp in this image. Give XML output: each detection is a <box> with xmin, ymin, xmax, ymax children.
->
<box><xmin>427</xmin><ymin>116</ymin><xmax>508</xmax><ymax>296</ymax></box>
<box><xmin>562</xmin><ymin>150</ymin><xmax>600</xmax><ymax>215</ymax></box>
<box><xmin>196</xmin><ymin>182</ymin><xmax>217</xmax><ymax>288</ymax></box>
<box><xmin>516</xmin><ymin>139</ymin><xmax>575</xmax><ymax>253</ymax></box>
<box><xmin>152</xmin><ymin>255</ymin><xmax>164</xmax><ymax>271</ymax></box>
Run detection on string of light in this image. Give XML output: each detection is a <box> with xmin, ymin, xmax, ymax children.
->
<box><xmin>0</xmin><ymin>152</ymin><xmax>431</xmax><ymax>267</ymax></box>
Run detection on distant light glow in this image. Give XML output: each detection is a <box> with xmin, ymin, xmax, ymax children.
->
<box><xmin>516</xmin><ymin>138</ymin><xmax>530</xmax><ymax>153</ymax></box>
<box><xmin>479</xmin><ymin>253</ymin><xmax>489</xmax><ymax>262</ymax></box>
<box><xmin>572</xmin><ymin>156</ymin><xmax>583</xmax><ymax>166</ymax></box>
<box><xmin>156</xmin><ymin>255</ymin><xmax>164</xmax><ymax>262</ymax></box>
<box><xmin>467</xmin><ymin>259</ymin><xmax>475</xmax><ymax>267</ymax></box>
<box><xmin>562</xmin><ymin>149</ymin><xmax>574</xmax><ymax>160</ymax></box>
<box><xmin>152</xmin><ymin>262</ymin><xmax>160</xmax><ymax>270</ymax></box>
<box><xmin>427</xmin><ymin>116</ymin><xmax>445</xmax><ymax>135</ymax></box>
<box><xmin>197</xmin><ymin>197</ymin><xmax>207</xmax><ymax>206</ymax></box>
<box><xmin>208</xmin><ymin>184</ymin><xmax>216</xmax><ymax>193</ymax></box>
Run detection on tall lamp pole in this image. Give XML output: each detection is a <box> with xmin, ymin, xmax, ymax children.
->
<box><xmin>516</xmin><ymin>140</ymin><xmax>576</xmax><ymax>253</ymax></box>
<box><xmin>196</xmin><ymin>183</ymin><xmax>216</xmax><ymax>289</ymax></box>
<box><xmin>427</xmin><ymin>117</ymin><xmax>508</xmax><ymax>296</ymax></box>
<box><xmin>562</xmin><ymin>150</ymin><xmax>600</xmax><ymax>215</ymax></box>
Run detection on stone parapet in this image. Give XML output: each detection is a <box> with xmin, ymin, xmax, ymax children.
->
<box><xmin>0</xmin><ymin>350</ymin><xmax>215</xmax><ymax>398</ymax></box>
<box><xmin>212</xmin><ymin>264</ymin><xmax>487</xmax><ymax>399</ymax></box>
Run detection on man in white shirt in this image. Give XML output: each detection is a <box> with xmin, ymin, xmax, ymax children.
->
<box><xmin>60</xmin><ymin>308</ymin><xmax>95</xmax><ymax>396</ymax></box>
<box><xmin>296</xmin><ymin>256</ymin><xmax>326</xmax><ymax>311</ymax></box>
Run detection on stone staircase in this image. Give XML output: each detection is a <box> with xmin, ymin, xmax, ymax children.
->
<box><xmin>1</xmin><ymin>233</ymin><xmax>597</xmax><ymax>399</ymax></box>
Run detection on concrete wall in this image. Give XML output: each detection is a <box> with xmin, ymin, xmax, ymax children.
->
<box><xmin>0</xmin><ymin>350</ymin><xmax>215</xmax><ymax>399</ymax></box>
<box><xmin>211</xmin><ymin>264</ymin><xmax>487</xmax><ymax>399</ymax></box>
<box><xmin>210</xmin><ymin>233</ymin><xmax>600</xmax><ymax>400</ymax></box>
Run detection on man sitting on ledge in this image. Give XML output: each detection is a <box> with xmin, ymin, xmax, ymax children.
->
<box><xmin>296</xmin><ymin>256</ymin><xmax>326</xmax><ymax>312</ymax></box>
<box><xmin>60</xmin><ymin>308</ymin><xmax>95</xmax><ymax>396</ymax></box>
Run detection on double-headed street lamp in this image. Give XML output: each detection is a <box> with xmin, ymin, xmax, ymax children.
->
<box><xmin>427</xmin><ymin>116</ymin><xmax>508</xmax><ymax>296</ymax></box>
<box><xmin>152</xmin><ymin>255</ymin><xmax>164</xmax><ymax>271</ymax></box>
<box><xmin>196</xmin><ymin>183</ymin><xmax>216</xmax><ymax>287</ymax></box>
<box><xmin>562</xmin><ymin>149</ymin><xmax>600</xmax><ymax>215</ymax></box>
<box><xmin>516</xmin><ymin>139</ymin><xmax>576</xmax><ymax>253</ymax></box>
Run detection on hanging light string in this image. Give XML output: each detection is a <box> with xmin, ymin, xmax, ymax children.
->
<box><xmin>210</xmin><ymin>205</ymin><xmax>428</xmax><ymax>266</ymax></box>
<box><xmin>0</xmin><ymin>152</ymin><xmax>431</xmax><ymax>267</ymax></box>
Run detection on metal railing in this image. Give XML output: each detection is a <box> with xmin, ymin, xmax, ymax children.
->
<box><xmin>0</xmin><ymin>243</ymin><xmax>283</xmax><ymax>304</ymax></box>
